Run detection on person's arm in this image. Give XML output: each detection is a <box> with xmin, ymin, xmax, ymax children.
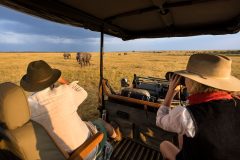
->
<box><xmin>68</xmin><ymin>81</ymin><xmax>88</xmax><ymax>108</ymax></box>
<box><xmin>58</xmin><ymin>77</ymin><xmax>87</xmax><ymax>108</ymax></box>
<box><xmin>156</xmin><ymin>105</ymin><xmax>195</xmax><ymax>137</ymax></box>
<box><xmin>156</xmin><ymin>74</ymin><xmax>195</xmax><ymax>137</ymax></box>
<box><xmin>163</xmin><ymin>74</ymin><xmax>181</xmax><ymax>107</ymax></box>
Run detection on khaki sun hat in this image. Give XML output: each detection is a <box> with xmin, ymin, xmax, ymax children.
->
<box><xmin>174</xmin><ymin>53</ymin><xmax>240</xmax><ymax>92</ymax></box>
<box><xmin>20</xmin><ymin>60</ymin><xmax>61</xmax><ymax>92</ymax></box>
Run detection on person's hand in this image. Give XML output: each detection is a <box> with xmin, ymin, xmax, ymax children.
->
<box><xmin>163</xmin><ymin>74</ymin><xmax>181</xmax><ymax>107</ymax></box>
<box><xmin>168</xmin><ymin>74</ymin><xmax>181</xmax><ymax>95</ymax></box>
<box><xmin>58</xmin><ymin>77</ymin><xmax>69</xmax><ymax>84</ymax></box>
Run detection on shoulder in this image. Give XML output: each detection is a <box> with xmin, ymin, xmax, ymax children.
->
<box><xmin>56</xmin><ymin>81</ymin><xmax>88</xmax><ymax>97</ymax></box>
<box><xmin>170</xmin><ymin>105</ymin><xmax>193</xmax><ymax>120</ymax></box>
<box><xmin>28</xmin><ymin>94</ymin><xmax>37</xmax><ymax>105</ymax></box>
<box><xmin>172</xmin><ymin>105</ymin><xmax>187</xmax><ymax>112</ymax></box>
<box><xmin>60</xmin><ymin>81</ymin><xmax>87</xmax><ymax>93</ymax></box>
<box><xmin>28</xmin><ymin>91</ymin><xmax>40</xmax><ymax>103</ymax></box>
<box><xmin>159</xmin><ymin>105</ymin><xmax>191</xmax><ymax>119</ymax></box>
<box><xmin>68</xmin><ymin>81</ymin><xmax>86</xmax><ymax>92</ymax></box>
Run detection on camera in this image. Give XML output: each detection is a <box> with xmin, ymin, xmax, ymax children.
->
<box><xmin>165</xmin><ymin>72</ymin><xmax>185</xmax><ymax>86</ymax></box>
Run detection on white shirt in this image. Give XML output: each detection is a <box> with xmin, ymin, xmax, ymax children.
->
<box><xmin>28</xmin><ymin>81</ymin><xmax>91</xmax><ymax>153</ymax></box>
<box><xmin>156</xmin><ymin>105</ymin><xmax>196</xmax><ymax>137</ymax></box>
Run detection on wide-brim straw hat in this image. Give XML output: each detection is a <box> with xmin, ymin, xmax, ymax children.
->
<box><xmin>174</xmin><ymin>53</ymin><xmax>240</xmax><ymax>92</ymax></box>
<box><xmin>20</xmin><ymin>60</ymin><xmax>61</xmax><ymax>92</ymax></box>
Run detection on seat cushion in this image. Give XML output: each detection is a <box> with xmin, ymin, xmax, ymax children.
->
<box><xmin>2</xmin><ymin>121</ymin><xmax>67</xmax><ymax>160</ymax></box>
<box><xmin>0</xmin><ymin>82</ymin><xmax>30</xmax><ymax>130</ymax></box>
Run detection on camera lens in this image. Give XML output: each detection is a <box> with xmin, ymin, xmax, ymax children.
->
<box><xmin>165</xmin><ymin>72</ymin><xmax>174</xmax><ymax>81</ymax></box>
<box><xmin>165</xmin><ymin>72</ymin><xmax>185</xmax><ymax>86</ymax></box>
<box><xmin>180</xmin><ymin>77</ymin><xmax>185</xmax><ymax>86</ymax></box>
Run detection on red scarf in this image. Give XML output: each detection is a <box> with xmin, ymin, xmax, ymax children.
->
<box><xmin>188</xmin><ymin>91</ymin><xmax>232</xmax><ymax>105</ymax></box>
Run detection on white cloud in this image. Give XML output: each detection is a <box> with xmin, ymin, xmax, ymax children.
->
<box><xmin>0</xmin><ymin>31</ymin><xmax>83</xmax><ymax>44</ymax></box>
<box><xmin>0</xmin><ymin>19</ymin><xmax>22</xmax><ymax>25</ymax></box>
<box><xmin>44</xmin><ymin>36</ymin><xmax>75</xmax><ymax>44</ymax></box>
<box><xmin>0</xmin><ymin>32</ymin><xmax>24</xmax><ymax>44</ymax></box>
<box><xmin>84</xmin><ymin>38</ymin><xmax>99</xmax><ymax>44</ymax></box>
<box><xmin>0</xmin><ymin>30</ymin><xmax>239</xmax><ymax>51</ymax></box>
<box><xmin>0</xmin><ymin>19</ymin><xmax>30</xmax><ymax>30</ymax></box>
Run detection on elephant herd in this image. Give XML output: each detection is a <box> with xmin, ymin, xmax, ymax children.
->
<box><xmin>63</xmin><ymin>52</ymin><xmax>92</xmax><ymax>67</ymax></box>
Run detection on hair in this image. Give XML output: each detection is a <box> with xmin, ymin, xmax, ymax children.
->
<box><xmin>188</xmin><ymin>79</ymin><xmax>226</xmax><ymax>94</ymax></box>
<box><xmin>50</xmin><ymin>84</ymin><xmax>55</xmax><ymax>90</ymax></box>
<box><xmin>49</xmin><ymin>82</ymin><xmax>61</xmax><ymax>90</ymax></box>
<box><xmin>231</xmin><ymin>91</ymin><xmax>240</xmax><ymax>98</ymax></box>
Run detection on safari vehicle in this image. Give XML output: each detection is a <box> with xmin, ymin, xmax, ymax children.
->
<box><xmin>0</xmin><ymin>0</ymin><xmax>240</xmax><ymax>160</ymax></box>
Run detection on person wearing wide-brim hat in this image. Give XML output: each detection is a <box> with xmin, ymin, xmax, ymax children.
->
<box><xmin>156</xmin><ymin>54</ymin><xmax>240</xmax><ymax>160</ymax></box>
<box><xmin>20</xmin><ymin>60</ymin><xmax>121</xmax><ymax>159</ymax></box>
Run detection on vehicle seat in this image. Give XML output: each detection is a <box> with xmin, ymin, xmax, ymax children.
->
<box><xmin>0</xmin><ymin>82</ymin><xmax>68</xmax><ymax>160</ymax></box>
<box><xmin>0</xmin><ymin>82</ymin><xmax>104</xmax><ymax>160</ymax></box>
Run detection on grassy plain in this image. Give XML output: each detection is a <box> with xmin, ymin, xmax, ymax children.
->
<box><xmin>0</xmin><ymin>51</ymin><xmax>240</xmax><ymax>120</ymax></box>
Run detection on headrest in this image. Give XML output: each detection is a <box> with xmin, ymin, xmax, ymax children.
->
<box><xmin>0</xmin><ymin>82</ymin><xmax>30</xmax><ymax>130</ymax></box>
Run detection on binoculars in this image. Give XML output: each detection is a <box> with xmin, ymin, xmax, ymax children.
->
<box><xmin>165</xmin><ymin>72</ymin><xmax>185</xmax><ymax>86</ymax></box>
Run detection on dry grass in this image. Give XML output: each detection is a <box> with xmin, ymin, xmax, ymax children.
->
<box><xmin>0</xmin><ymin>51</ymin><xmax>240</xmax><ymax>120</ymax></box>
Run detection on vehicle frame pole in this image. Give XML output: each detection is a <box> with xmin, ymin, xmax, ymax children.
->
<box><xmin>100</xmin><ymin>31</ymin><xmax>105</xmax><ymax>110</ymax></box>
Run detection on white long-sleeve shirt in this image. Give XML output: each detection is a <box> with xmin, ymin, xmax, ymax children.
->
<box><xmin>28</xmin><ymin>81</ymin><xmax>93</xmax><ymax>153</ymax></box>
<box><xmin>156</xmin><ymin>105</ymin><xmax>196</xmax><ymax>137</ymax></box>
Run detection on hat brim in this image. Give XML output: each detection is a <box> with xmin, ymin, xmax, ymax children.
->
<box><xmin>20</xmin><ymin>69</ymin><xmax>61</xmax><ymax>92</ymax></box>
<box><xmin>174</xmin><ymin>70</ymin><xmax>240</xmax><ymax>92</ymax></box>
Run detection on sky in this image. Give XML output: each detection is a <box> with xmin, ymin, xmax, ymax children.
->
<box><xmin>0</xmin><ymin>5</ymin><xmax>240</xmax><ymax>52</ymax></box>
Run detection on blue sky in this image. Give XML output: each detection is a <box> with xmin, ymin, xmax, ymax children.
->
<box><xmin>0</xmin><ymin>5</ymin><xmax>240</xmax><ymax>52</ymax></box>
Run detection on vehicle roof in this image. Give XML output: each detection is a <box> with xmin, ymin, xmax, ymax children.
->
<box><xmin>1</xmin><ymin>0</ymin><xmax>240</xmax><ymax>40</ymax></box>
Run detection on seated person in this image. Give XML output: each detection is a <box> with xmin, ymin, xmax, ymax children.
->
<box><xmin>156</xmin><ymin>54</ymin><xmax>240</xmax><ymax>160</ymax></box>
<box><xmin>20</xmin><ymin>60</ymin><xmax>120</xmax><ymax>159</ymax></box>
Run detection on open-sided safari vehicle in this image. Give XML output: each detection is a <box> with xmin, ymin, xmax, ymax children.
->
<box><xmin>0</xmin><ymin>0</ymin><xmax>240</xmax><ymax>160</ymax></box>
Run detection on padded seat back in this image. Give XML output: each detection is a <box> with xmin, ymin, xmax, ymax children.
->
<box><xmin>0</xmin><ymin>82</ymin><xmax>67</xmax><ymax>160</ymax></box>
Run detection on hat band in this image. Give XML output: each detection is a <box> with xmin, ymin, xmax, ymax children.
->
<box><xmin>35</xmin><ymin>74</ymin><xmax>54</xmax><ymax>83</ymax></box>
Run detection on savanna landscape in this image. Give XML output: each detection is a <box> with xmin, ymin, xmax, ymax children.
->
<box><xmin>0</xmin><ymin>50</ymin><xmax>240</xmax><ymax>120</ymax></box>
